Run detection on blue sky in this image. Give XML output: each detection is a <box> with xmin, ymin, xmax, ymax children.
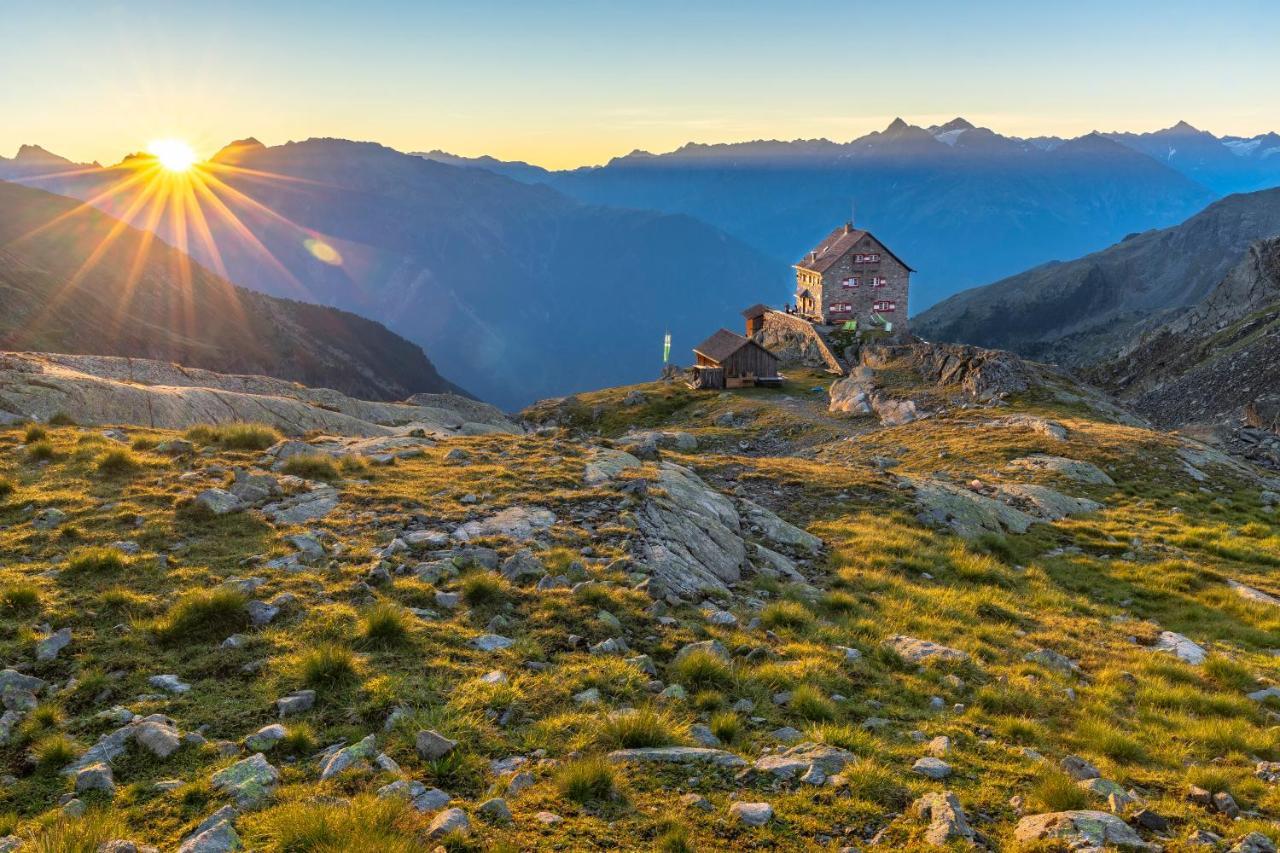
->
<box><xmin>3</xmin><ymin>0</ymin><xmax>1278</xmax><ymax>167</ymax></box>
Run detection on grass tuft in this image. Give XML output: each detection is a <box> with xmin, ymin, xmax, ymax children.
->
<box><xmin>788</xmin><ymin>684</ymin><xmax>838</xmax><ymax>722</ymax></box>
<box><xmin>26</xmin><ymin>440</ymin><xmax>55</xmax><ymax>461</ymax></box>
<box><xmin>669</xmin><ymin>649</ymin><xmax>732</xmax><ymax>690</ymax></box>
<box><xmin>281</xmin><ymin>453</ymin><xmax>342</xmax><ymax>481</ymax></box>
<box><xmin>95</xmin><ymin>448</ymin><xmax>140</xmax><ymax>475</ymax></box>
<box><xmin>298</xmin><ymin>643</ymin><xmax>360</xmax><ymax>689</ymax></box>
<box><xmin>153</xmin><ymin>588</ymin><xmax>250</xmax><ymax>644</ymax></box>
<box><xmin>186</xmin><ymin>422</ymin><xmax>281</xmax><ymax>451</ymax></box>
<box><xmin>66</xmin><ymin>546</ymin><xmax>128</xmax><ymax>574</ymax></box>
<box><xmin>598</xmin><ymin>707</ymin><xmax>686</xmax><ymax>749</ymax></box>
<box><xmin>1</xmin><ymin>583</ymin><xmax>40</xmax><ymax>612</ymax></box>
<box><xmin>556</xmin><ymin>755</ymin><xmax>617</xmax><ymax>804</ymax></box>
<box><xmin>359</xmin><ymin>601</ymin><xmax>412</xmax><ymax>649</ymax></box>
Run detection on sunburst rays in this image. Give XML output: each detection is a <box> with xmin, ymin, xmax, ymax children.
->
<box><xmin>2</xmin><ymin>145</ymin><xmax>351</xmax><ymax>351</ymax></box>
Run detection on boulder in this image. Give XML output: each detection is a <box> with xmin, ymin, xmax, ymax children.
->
<box><xmin>194</xmin><ymin>489</ymin><xmax>243</xmax><ymax>516</ymax></box>
<box><xmin>728</xmin><ymin>801</ymin><xmax>773</xmax><ymax>827</ymax></box>
<box><xmin>453</xmin><ymin>506</ymin><xmax>556</xmax><ymax>542</ymax></box>
<box><xmin>210</xmin><ymin>753</ymin><xmax>279</xmax><ymax>807</ymax></box>
<box><xmin>1153</xmin><ymin>630</ymin><xmax>1207</xmax><ymax>665</ymax></box>
<box><xmin>1006</xmin><ymin>455</ymin><xmax>1115</xmax><ymax>486</ymax></box>
<box><xmin>74</xmin><ymin>762</ymin><xmax>115</xmax><ymax>795</ymax></box>
<box><xmin>426</xmin><ymin>807</ymin><xmax>471</xmax><ymax>839</ymax></box>
<box><xmin>911</xmin><ymin>757</ymin><xmax>952</xmax><ymax>779</ymax></box>
<box><xmin>319</xmin><ymin>734</ymin><xmax>378</xmax><ymax>780</ymax></box>
<box><xmin>35</xmin><ymin>627</ymin><xmax>71</xmax><ymax>662</ymax></box>
<box><xmin>607</xmin><ymin>747</ymin><xmax>747</xmax><ymax>768</ymax></box>
<box><xmin>276</xmin><ymin>690</ymin><xmax>315</xmax><ymax>717</ymax></box>
<box><xmin>416</xmin><ymin>729</ymin><xmax>458</xmax><ymax>760</ymax></box>
<box><xmin>754</xmin><ymin>743</ymin><xmax>855</xmax><ymax>779</ymax></box>
<box><xmin>886</xmin><ymin>635</ymin><xmax>969</xmax><ymax>665</ymax></box>
<box><xmin>1014</xmin><ymin>810</ymin><xmax>1159</xmax><ymax>851</ymax></box>
<box><xmin>914</xmin><ymin>791</ymin><xmax>976</xmax><ymax>847</ymax></box>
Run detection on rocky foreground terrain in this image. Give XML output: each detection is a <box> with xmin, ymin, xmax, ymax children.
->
<box><xmin>0</xmin><ymin>344</ymin><xmax>1278</xmax><ymax>851</ymax></box>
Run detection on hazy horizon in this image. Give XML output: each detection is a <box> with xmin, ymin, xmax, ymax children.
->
<box><xmin>3</xmin><ymin>0</ymin><xmax>1278</xmax><ymax>170</ymax></box>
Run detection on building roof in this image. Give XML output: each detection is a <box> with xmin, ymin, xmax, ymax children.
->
<box><xmin>741</xmin><ymin>303</ymin><xmax>772</xmax><ymax>319</ymax></box>
<box><xmin>693</xmin><ymin>328</ymin><xmax>752</xmax><ymax>363</ymax></box>
<box><xmin>794</xmin><ymin>223</ymin><xmax>915</xmax><ymax>273</ymax></box>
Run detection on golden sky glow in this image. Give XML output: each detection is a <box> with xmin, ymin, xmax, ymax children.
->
<box><xmin>2</xmin><ymin>2</ymin><xmax>1278</xmax><ymax>170</ymax></box>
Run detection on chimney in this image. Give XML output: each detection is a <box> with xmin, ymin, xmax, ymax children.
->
<box><xmin>844</xmin><ymin>221</ymin><xmax>853</xmax><ymax>234</ymax></box>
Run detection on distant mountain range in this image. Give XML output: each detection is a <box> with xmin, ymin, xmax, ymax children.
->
<box><xmin>0</xmin><ymin>179</ymin><xmax>458</xmax><ymax>401</ymax></box>
<box><xmin>3</xmin><ymin>139</ymin><xmax>781</xmax><ymax>409</ymax></box>
<box><xmin>914</xmin><ymin>187</ymin><xmax>1280</xmax><ymax>366</ymax></box>
<box><xmin>419</xmin><ymin>119</ymin><xmax>1280</xmax><ymax>311</ymax></box>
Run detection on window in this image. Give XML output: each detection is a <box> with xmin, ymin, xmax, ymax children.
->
<box><xmin>854</xmin><ymin>252</ymin><xmax>881</xmax><ymax>264</ymax></box>
<box><xmin>873</xmin><ymin>300</ymin><xmax>897</xmax><ymax>312</ymax></box>
<box><xmin>871</xmin><ymin>276</ymin><xmax>888</xmax><ymax>288</ymax></box>
<box><xmin>829</xmin><ymin>302</ymin><xmax>852</xmax><ymax>313</ymax></box>
<box><xmin>841</xmin><ymin>277</ymin><xmax>859</xmax><ymax>289</ymax></box>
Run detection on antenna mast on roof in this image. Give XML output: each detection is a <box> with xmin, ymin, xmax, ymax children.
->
<box><xmin>850</xmin><ymin>199</ymin><xmax>856</xmax><ymax>229</ymax></box>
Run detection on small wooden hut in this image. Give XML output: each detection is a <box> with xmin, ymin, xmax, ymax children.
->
<box><xmin>689</xmin><ymin>328</ymin><xmax>781</xmax><ymax>390</ymax></box>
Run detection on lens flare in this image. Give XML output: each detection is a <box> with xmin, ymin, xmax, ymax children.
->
<box><xmin>147</xmin><ymin>139</ymin><xmax>197</xmax><ymax>172</ymax></box>
<box><xmin>304</xmin><ymin>237</ymin><xmax>343</xmax><ymax>265</ymax></box>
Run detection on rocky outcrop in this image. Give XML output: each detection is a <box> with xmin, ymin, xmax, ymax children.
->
<box><xmin>907</xmin><ymin>476</ymin><xmax>1103</xmax><ymax>539</ymax></box>
<box><xmin>0</xmin><ymin>352</ymin><xmax>518</xmax><ymax>437</ymax></box>
<box><xmin>1013</xmin><ymin>810</ymin><xmax>1159</xmax><ymax>851</ymax></box>
<box><xmin>867</xmin><ymin>340</ymin><xmax>1038</xmax><ymax>401</ymax></box>
<box><xmin>828</xmin><ymin>368</ymin><xmax>920</xmax><ymax>425</ymax></box>
<box><xmin>754</xmin><ymin>310</ymin><xmax>845</xmax><ymax>374</ymax></box>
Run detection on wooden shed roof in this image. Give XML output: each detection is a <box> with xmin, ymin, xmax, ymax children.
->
<box><xmin>693</xmin><ymin>328</ymin><xmax>752</xmax><ymax>364</ymax></box>
<box><xmin>741</xmin><ymin>303</ymin><xmax>772</xmax><ymax>319</ymax></box>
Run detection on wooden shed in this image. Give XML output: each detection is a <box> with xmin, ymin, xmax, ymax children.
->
<box><xmin>690</xmin><ymin>328</ymin><xmax>781</xmax><ymax>390</ymax></box>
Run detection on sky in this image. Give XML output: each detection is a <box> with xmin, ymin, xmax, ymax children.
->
<box><xmin>3</xmin><ymin>0</ymin><xmax>1279</xmax><ymax>169</ymax></box>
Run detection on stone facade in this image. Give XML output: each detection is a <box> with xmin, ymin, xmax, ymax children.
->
<box><xmin>794</xmin><ymin>226</ymin><xmax>911</xmax><ymax>334</ymax></box>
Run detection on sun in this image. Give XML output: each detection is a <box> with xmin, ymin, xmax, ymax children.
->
<box><xmin>147</xmin><ymin>138</ymin><xmax>198</xmax><ymax>172</ymax></box>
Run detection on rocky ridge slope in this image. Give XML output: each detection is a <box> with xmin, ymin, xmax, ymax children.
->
<box><xmin>0</xmin><ymin>352</ymin><xmax>517</xmax><ymax>437</ymax></box>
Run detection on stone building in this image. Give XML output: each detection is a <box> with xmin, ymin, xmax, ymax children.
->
<box><xmin>793</xmin><ymin>223</ymin><xmax>913</xmax><ymax>332</ymax></box>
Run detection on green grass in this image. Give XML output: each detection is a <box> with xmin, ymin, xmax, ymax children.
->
<box><xmin>297</xmin><ymin>643</ymin><xmax>360</xmax><ymax>689</ymax></box>
<box><xmin>24</xmin><ymin>424</ymin><xmax>48</xmax><ymax>443</ymax></box>
<box><xmin>152</xmin><ymin>588</ymin><xmax>250</xmax><ymax>644</ymax></box>
<box><xmin>31</xmin><ymin>733</ymin><xmax>77</xmax><ymax>769</ymax></box>
<box><xmin>788</xmin><ymin>684</ymin><xmax>838</xmax><ymax>722</ymax></box>
<box><xmin>708</xmin><ymin>711</ymin><xmax>743</xmax><ymax>745</ymax></box>
<box><xmin>65</xmin><ymin>546</ymin><xmax>129</xmax><ymax>574</ymax></box>
<box><xmin>460</xmin><ymin>572</ymin><xmax>507</xmax><ymax>608</ymax></box>
<box><xmin>0</xmin><ymin>476</ymin><xmax>14</xmax><ymax>499</ymax></box>
<box><xmin>185</xmin><ymin>421</ymin><xmax>281</xmax><ymax>451</ymax></box>
<box><xmin>1030</xmin><ymin>769</ymin><xmax>1091</xmax><ymax>812</ymax></box>
<box><xmin>20</xmin><ymin>811</ymin><xmax>126</xmax><ymax>853</ymax></box>
<box><xmin>555</xmin><ymin>755</ymin><xmax>617</xmax><ymax>804</ymax></box>
<box><xmin>244</xmin><ymin>794</ymin><xmax>425</xmax><ymax>852</ymax></box>
<box><xmin>26</xmin><ymin>440</ymin><xmax>55</xmax><ymax>461</ymax></box>
<box><xmin>598</xmin><ymin>707</ymin><xmax>686</xmax><ymax>749</ymax></box>
<box><xmin>668</xmin><ymin>649</ymin><xmax>732</xmax><ymax>690</ymax></box>
<box><xmin>0</xmin><ymin>583</ymin><xmax>40</xmax><ymax>612</ymax></box>
<box><xmin>281</xmin><ymin>453</ymin><xmax>342</xmax><ymax>481</ymax></box>
<box><xmin>359</xmin><ymin>601</ymin><xmax>412</xmax><ymax>649</ymax></box>
<box><xmin>95</xmin><ymin>447</ymin><xmax>140</xmax><ymax>475</ymax></box>
<box><xmin>760</xmin><ymin>599</ymin><xmax>815</xmax><ymax>630</ymax></box>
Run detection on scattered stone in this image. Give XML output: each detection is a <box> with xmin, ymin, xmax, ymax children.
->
<box><xmin>471</xmin><ymin>633</ymin><xmax>515</xmax><ymax>652</ymax></box>
<box><xmin>35</xmin><ymin>627</ymin><xmax>72</xmax><ymax>662</ymax></box>
<box><xmin>728</xmin><ymin>801</ymin><xmax>774</xmax><ymax>827</ymax></box>
<box><xmin>1228</xmin><ymin>580</ymin><xmax>1280</xmax><ymax>608</ymax></box>
<box><xmin>276</xmin><ymin>690</ymin><xmax>315</xmax><ymax>717</ymax></box>
<box><xmin>911</xmin><ymin>756</ymin><xmax>952</xmax><ymax>779</ymax></box>
<box><xmin>416</xmin><ymin>729</ymin><xmax>458</xmax><ymax>760</ymax></box>
<box><xmin>754</xmin><ymin>743</ymin><xmax>854</xmax><ymax>780</ymax></box>
<box><xmin>148</xmin><ymin>674</ymin><xmax>191</xmax><ymax>694</ymax></box>
<box><xmin>886</xmin><ymin>635</ymin><xmax>969</xmax><ymax>665</ymax></box>
<box><xmin>1231</xmin><ymin>832</ymin><xmax>1277</xmax><ymax>853</ymax></box>
<box><xmin>245</xmin><ymin>724</ymin><xmax>286</xmax><ymax>752</ymax></box>
<box><xmin>426</xmin><ymin>807</ymin><xmax>471</xmax><ymax>839</ymax></box>
<box><xmin>453</xmin><ymin>506</ymin><xmax>556</xmax><ymax>542</ymax></box>
<box><xmin>500</xmin><ymin>549</ymin><xmax>545</xmax><ymax>583</ymax></box>
<box><xmin>1213</xmin><ymin>790</ymin><xmax>1240</xmax><ymax>817</ymax></box>
<box><xmin>194</xmin><ymin>489</ymin><xmax>243</xmax><ymax>516</ymax></box>
<box><xmin>33</xmin><ymin>507</ymin><xmax>68</xmax><ymax>529</ymax></box>
<box><xmin>1060</xmin><ymin>755</ymin><xmax>1100</xmax><ymax>781</ymax></box>
<box><xmin>913</xmin><ymin>791</ymin><xmax>976</xmax><ymax>847</ymax></box>
<box><xmin>477</xmin><ymin>797</ymin><xmax>511</xmax><ymax>822</ymax></box>
<box><xmin>210</xmin><ymin>753</ymin><xmax>279</xmax><ymax>807</ymax></box>
<box><xmin>319</xmin><ymin>734</ymin><xmax>378</xmax><ymax>780</ymax></box>
<box><xmin>1024</xmin><ymin>648</ymin><xmax>1080</xmax><ymax>674</ymax></box>
<box><xmin>1153</xmin><ymin>630</ymin><xmax>1207</xmax><ymax>665</ymax></box>
<box><xmin>74</xmin><ymin>762</ymin><xmax>115</xmax><ymax>795</ymax></box>
<box><xmin>607</xmin><ymin>747</ymin><xmax>747</xmax><ymax>768</ymax></box>
<box><xmin>1014</xmin><ymin>810</ymin><xmax>1159</xmax><ymax>851</ymax></box>
<box><xmin>681</xmin><ymin>792</ymin><xmax>713</xmax><ymax>811</ymax></box>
